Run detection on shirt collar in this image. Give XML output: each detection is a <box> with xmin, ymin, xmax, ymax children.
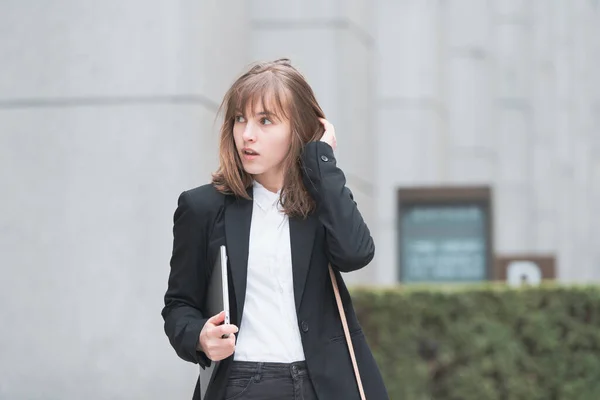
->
<box><xmin>252</xmin><ymin>180</ymin><xmax>282</xmax><ymax>211</ymax></box>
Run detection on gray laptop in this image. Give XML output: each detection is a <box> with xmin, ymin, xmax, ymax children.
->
<box><xmin>199</xmin><ymin>245</ymin><xmax>230</xmax><ymax>399</ymax></box>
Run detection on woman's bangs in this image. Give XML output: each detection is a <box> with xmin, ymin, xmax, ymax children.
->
<box><xmin>231</xmin><ymin>74</ymin><xmax>291</xmax><ymax>121</ymax></box>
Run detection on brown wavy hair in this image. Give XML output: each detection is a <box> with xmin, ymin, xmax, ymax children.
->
<box><xmin>212</xmin><ymin>59</ymin><xmax>326</xmax><ymax>218</ymax></box>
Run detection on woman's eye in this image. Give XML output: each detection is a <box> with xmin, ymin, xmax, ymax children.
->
<box><xmin>234</xmin><ymin>115</ymin><xmax>246</xmax><ymax>123</ymax></box>
<box><xmin>261</xmin><ymin>117</ymin><xmax>272</xmax><ymax>125</ymax></box>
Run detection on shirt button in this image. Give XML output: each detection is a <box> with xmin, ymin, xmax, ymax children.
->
<box><xmin>301</xmin><ymin>320</ymin><xmax>309</xmax><ymax>333</ymax></box>
<box><xmin>320</xmin><ymin>155</ymin><xmax>329</xmax><ymax>162</ymax></box>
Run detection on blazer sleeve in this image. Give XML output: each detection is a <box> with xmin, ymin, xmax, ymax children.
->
<box><xmin>301</xmin><ymin>141</ymin><xmax>375</xmax><ymax>272</ymax></box>
<box><xmin>161</xmin><ymin>190</ymin><xmax>211</xmax><ymax>368</ymax></box>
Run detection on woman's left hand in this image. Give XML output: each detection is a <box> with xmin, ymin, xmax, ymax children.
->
<box><xmin>319</xmin><ymin>118</ymin><xmax>337</xmax><ymax>151</ymax></box>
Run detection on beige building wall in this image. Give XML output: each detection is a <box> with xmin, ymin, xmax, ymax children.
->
<box><xmin>373</xmin><ymin>0</ymin><xmax>600</xmax><ymax>284</ymax></box>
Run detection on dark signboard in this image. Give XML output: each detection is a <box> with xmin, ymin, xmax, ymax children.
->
<box><xmin>398</xmin><ymin>187</ymin><xmax>493</xmax><ymax>283</ymax></box>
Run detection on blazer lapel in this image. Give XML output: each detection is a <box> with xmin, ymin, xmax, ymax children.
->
<box><xmin>289</xmin><ymin>214</ymin><xmax>318</xmax><ymax>312</ymax></box>
<box><xmin>224</xmin><ymin>191</ymin><xmax>253</xmax><ymax>324</ymax></box>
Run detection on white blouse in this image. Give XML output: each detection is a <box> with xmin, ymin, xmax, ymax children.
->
<box><xmin>233</xmin><ymin>181</ymin><xmax>305</xmax><ymax>362</ymax></box>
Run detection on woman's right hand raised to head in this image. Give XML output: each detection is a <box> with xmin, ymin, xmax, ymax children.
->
<box><xmin>318</xmin><ymin>118</ymin><xmax>337</xmax><ymax>151</ymax></box>
<box><xmin>197</xmin><ymin>311</ymin><xmax>239</xmax><ymax>361</ymax></box>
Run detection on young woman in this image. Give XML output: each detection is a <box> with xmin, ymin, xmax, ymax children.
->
<box><xmin>162</xmin><ymin>59</ymin><xmax>389</xmax><ymax>400</ymax></box>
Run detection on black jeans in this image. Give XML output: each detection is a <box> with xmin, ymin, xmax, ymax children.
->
<box><xmin>223</xmin><ymin>361</ymin><xmax>318</xmax><ymax>400</ymax></box>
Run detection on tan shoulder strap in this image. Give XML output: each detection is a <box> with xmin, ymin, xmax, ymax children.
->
<box><xmin>329</xmin><ymin>265</ymin><xmax>367</xmax><ymax>400</ymax></box>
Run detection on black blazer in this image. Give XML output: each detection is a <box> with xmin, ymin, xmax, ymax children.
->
<box><xmin>162</xmin><ymin>141</ymin><xmax>389</xmax><ymax>400</ymax></box>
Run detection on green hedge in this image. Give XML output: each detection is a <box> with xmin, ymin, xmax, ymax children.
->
<box><xmin>351</xmin><ymin>284</ymin><xmax>600</xmax><ymax>400</ymax></box>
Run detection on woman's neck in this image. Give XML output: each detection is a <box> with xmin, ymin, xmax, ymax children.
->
<box><xmin>254</xmin><ymin>170</ymin><xmax>284</xmax><ymax>194</ymax></box>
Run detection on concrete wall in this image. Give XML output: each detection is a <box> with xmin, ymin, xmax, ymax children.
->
<box><xmin>373</xmin><ymin>0</ymin><xmax>600</xmax><ymax>284</ymax></box>
<box><xmin>0</xmin><ymin>2</ymin><xmax>248</xmax><ymax>399</ymax></box>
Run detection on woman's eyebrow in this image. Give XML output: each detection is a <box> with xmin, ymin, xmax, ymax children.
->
<box><xmin>256</xmin><ymin>110</ymin><xmax>278</xmax><ymax>118</ymax></box>
<box><xmin>234</xmin><ymin>109</ymin><xmax>279</xmax><ymax>118</ymax></box>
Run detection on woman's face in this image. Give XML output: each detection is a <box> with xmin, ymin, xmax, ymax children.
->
<box><xmin>233</xmin><ymin>97</ymin><xmax>292</xmax><ymax>187</ymax></box>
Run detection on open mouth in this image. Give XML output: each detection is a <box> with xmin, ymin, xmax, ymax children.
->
<box><xmin>242</xmin><ymin>149</ymin><xmax>259</xmax><ymax>156</ymax></box>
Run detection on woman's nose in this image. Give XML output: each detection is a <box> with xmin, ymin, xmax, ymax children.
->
<box><xmin>242</xmin><ymin>121</ymin><xmax>257</xmax><ymax>142</ymax></box>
